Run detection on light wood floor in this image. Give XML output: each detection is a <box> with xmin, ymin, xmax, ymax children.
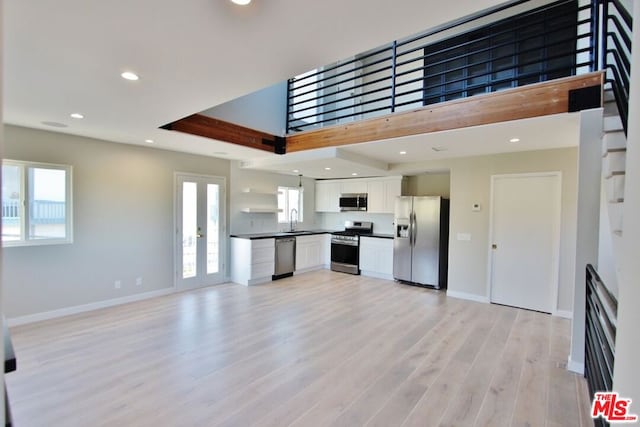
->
<box><xmin>7</xmin><ymin>270</ymin><xmax>592</xmax><ymax>427</ymax></box>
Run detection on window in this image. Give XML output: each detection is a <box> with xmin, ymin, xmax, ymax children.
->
<box><xmin>2</xmin><ymin>160</ymin><xmax>73</xmax><ymax>246</ymax></box>
<box><xmin>277</xmin><ymin>187</ymin><xmax>303</xmax><ymax>224</ymax></box>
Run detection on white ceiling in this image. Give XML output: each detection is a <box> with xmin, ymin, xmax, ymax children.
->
<box><xmin>240</xmin><ymin>113</ymin><xmax>580</xmax><ymax>178</ymax></box>
<box><xmin>4</xmin><ymin>0</ymin><xmax>579</xmax><ymax>177</ymax></box>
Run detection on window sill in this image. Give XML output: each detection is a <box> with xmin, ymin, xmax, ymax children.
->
<box><xmin>3</xmin><ymin>238</ymin><xmax>74</xmax><ymax>248</ymax></box>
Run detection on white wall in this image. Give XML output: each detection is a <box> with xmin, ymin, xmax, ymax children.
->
<box><xmin>597</xmin><ymin>178</ymin><xmax>619</xmax><ymax>296</ymax></box>
<box><xmin>612</xmin><ymin>2</ymin><xmax>640</xmax><ymax>406</ymax></box>
<box><xmin>201</xmin><ymin>81</ymin><xmax>288</xmax><ymax>136</ymax></box>
<box><xmin>405</xmin><ymin>173</ymin><xmax>451</xmax><ymax>198</ymax></box>
<box><xmin>395</xmin><ymin>147</ymin><xmax>578</xmax><ymax>311</ymax></box>
<box><xmin>229</xmin><ymin>161</ymin><xmax>317</xmax><ymax>234</ymax></box>
<box><xmin>1</xmin><ymin>0</ymin><xmax>5</xmax><ymax>421</ymax></box>
<box><xmin>2</xmin><ymin>125</ymin><xmax>231</xmax><ymax>318</ymax></box>
<box><xmin>569</xmin><ymin>109</ymin><xmax>603</xmax><ymax>372</ymax></box>
<box><xmin>317</xmin><ymin>212</ymin><xmax>396</xmax><ymax>235</ymax></box>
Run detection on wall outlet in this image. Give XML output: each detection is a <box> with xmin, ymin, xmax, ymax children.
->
<box><xmin>136</xmin><ymin>277</ymin><xmax>143</xmax><ymax>286</ymax></box>
<box><xmin>114</xmin><ymin>280</ymin><xmax>122</xmax><ymax>289</ymax></box>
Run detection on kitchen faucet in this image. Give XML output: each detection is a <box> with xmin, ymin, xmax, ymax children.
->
<box><xmin>289</xmin><ymin>208</ymin><xmax>298</xmax><ymax>232</ymax></box>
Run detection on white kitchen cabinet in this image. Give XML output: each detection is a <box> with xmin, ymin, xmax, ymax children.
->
<box><xmin>295</xmin><ymin>235</ymin><xmax>325</xmax><ymax>273</ymax></box>
<box><xmin>315</xmin><ymin>181</ymin><xmax>341</xmax><ymax>212</ymax></box>
<box><xmin>359</xmin><ymin>236</ymin><xmax>394</xmax><ymax>280</ymax></box>
<box><xmin>315</xmin><ymin>176</ymin><xmax>403</xmax><ymax>213</ymax></box>
<box><xmin>341</xmin><ymin>180</ymin><xmax>367</xmax><ymax>194</ymax></box>
<box><xmin>230</xmin><ymin>237</ymin><xmax>275</xmax><ymax>285</ymax></box>
<box><xmin>367</xmin><ymin>177</ymin><xmax>403</xmax><ymax>213</ymax></box>
<box><xmin>323</xmin><ymin>233</ymin><xmax>331</xmax><ymax>268</ymax></box>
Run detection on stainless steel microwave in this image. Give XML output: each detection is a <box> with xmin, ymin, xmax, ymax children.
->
<box><xmin>339</xmin><ymin>193</ymin><xmax>368</xmax><ymax>211</ymax></box>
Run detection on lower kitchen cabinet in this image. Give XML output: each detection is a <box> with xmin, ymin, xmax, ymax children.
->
<box><xmin>295</xmin><ymin>235</ymin><xmax>326</xmax><ymax>273</ymax></box>
<box><xmin>359</xmin><ymin>236</ymin><xmax>394</xmax><ymax>280</ymax></box>
<box><xmin>230</xmin><ymin>237</ymin><xmax>275</xmax><ymax>285</ymax></box>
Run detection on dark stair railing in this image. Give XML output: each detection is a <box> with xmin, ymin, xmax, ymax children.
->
<box><xmin>287</xmin><ymin>0</ymin><xmax>634</xmax><ymax>136</ymax></box>
<box><xmin>600</xmin><ymin>0</ymin><xmax>633</xmax><ymax>134</ymax></box>
<box><xmin>585</xmin><ymin>264</ymin><xmax>618</xmax><ymax>427</ymax></box>
<box><xmin>287</xmin><ymin>0</ymin><xmax>597</xmax><ymax>133</ymax></box>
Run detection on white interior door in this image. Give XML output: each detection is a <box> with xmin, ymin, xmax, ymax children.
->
<box><xmin>489</xmin><ymin>173</ymin><xmax>561</xmax><ymax>313</ymax></box>
<box><xmin>175</xmin><ymin>174</ymin><xmax>226</xmax><ymax>289</ymax></box>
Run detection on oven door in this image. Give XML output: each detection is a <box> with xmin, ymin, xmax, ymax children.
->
<box><xmin>330</xmin><ymin>240</ymin><xmax>360</xmax><ymax>274</ymax></box>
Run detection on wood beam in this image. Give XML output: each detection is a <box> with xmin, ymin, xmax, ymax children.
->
<box><xmin>162</xmin><ymin>114</ymin><xmax>284</xmax><ymax>154</ymax></box>
<box><xmin>286</xmin><ymin>72</ymin><xmax>604</xmax><ymax>153</ymax></box>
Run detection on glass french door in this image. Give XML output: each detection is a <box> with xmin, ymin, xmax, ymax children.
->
<box><xmin>175</xmin><ymin>174</ymin><xmax>226</xmax><ymax>288</ymax></box>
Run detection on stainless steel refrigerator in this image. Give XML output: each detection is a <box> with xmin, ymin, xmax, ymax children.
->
<box><xmin>393</xmin><ymin>196</ymin><xmax>449</xmax><ymax>289</ymax></box>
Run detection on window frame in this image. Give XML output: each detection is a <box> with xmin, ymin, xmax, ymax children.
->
<box><xmin>277</xmin><ymin>186</ymin><xmax>303</xmax><ymax>224</ymax></box>
<box><xmin>2</xmin><ymin>159</ymin><xmax>73</xmax><ymax>247</ymax></box>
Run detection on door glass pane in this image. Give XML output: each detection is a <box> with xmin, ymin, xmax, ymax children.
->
<box><xmin>207</xmin><ymin>184</ymin><xmax>220</xmax><ymax>274</ymax></box>
<box><xmin>182</xmin><ymin>182</ymin><xmax>197</xmax><ymax>279</ymax></box>
<box><xmin>2</xmin><ymin>165</ymin><xmax>22</xmax><ymax>241</ymax></box>
<box><xmin>28</xmin><ymin>168</ymin><xmax>66</xmax><ymax>240</ymax></box>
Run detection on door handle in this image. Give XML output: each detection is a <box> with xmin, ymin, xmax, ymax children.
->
<box><xmin>196</xmin><ymin>227</ymin><xmax>205</xmax><ymax>238</ymax></box>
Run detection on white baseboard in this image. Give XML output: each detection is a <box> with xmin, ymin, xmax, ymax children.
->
<box><xmin>8</xmin><ymin>287</ymin><xmax>176</xmax><ymax>327</ymax></box>
<box><xmin>294</xmin><ymin>266</ymin><xmax>324</xmax><ymax>275</ymax></box>
<box><xmin>554</xmin><ymin>310</ymin><xmax>573</xmax><ymax>319</ymax></box>
<box><xmin>567</xmin><ymin>356</ymin><xmax>585</xmax><ymax>375</ymax></box>
<box><xmin>446</xmin><ymin>290</ymin><xmax>490</xmax><ymax>303</ymax></box>
<box><xmin>360</xmin><ymin>270</ymin><xmax>394</xmax><ymax>281</ymax></box>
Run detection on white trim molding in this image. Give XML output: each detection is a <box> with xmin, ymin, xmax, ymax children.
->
<box><xmin>554</xmin><ymin>310</ymin><xmax>573</xmax><ymax>319</ymax></box>
<box><xmin>567</xmin><ymin>355</ymin><xmax>585</xmax><ymax>375</ymax></box>
<box><xmin>8</xmin><ymin>288</ymin><xmax>176</xmax><ymax>327</ymax></box>
<box><xmin>446</xmin><ymin>290</ymin><xmax>490</xmax><ymax>304</ymax></box>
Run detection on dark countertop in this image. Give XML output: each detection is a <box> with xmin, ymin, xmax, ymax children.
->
<box><xmin>230</xmin><ymin>230</ymin><xmax>333</xmax><ymax>240</ymax></box>
<box><xmin>230</xmin><ymin>230</ymin><xmax>394</xmax><ymax>240</ymax></box>
<box><xmin>366</xmin><ymin>233</ymin><xmax>394</xmax><ymax>239</ymax></box>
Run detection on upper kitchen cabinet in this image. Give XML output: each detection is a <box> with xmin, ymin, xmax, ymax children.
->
<box><xmin>315</xmin><ymin>176</ymin><xmax>403</xmax><ymax>213</ymax></box>
<box><xmin>340</xmin><ymin>180</ymin><xmax>367</xmax><ymax>194</ymax></box>
<box><xmin>315</xmin><ymin>180</ymin><xmax>341</xmax><ymax>212</ymax></box>
<box><xmin>367</xmin><ymin>177</ymin><xmax>403</xmax><ymax>214</ymax></box>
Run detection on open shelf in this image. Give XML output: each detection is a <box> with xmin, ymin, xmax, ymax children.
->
<box><xmin>240</xmin><ymin>208</ymin><xmax>282</xmax><ymax>213</ymax></box>
<box><xmin>242</xmin><ymin>188</ymin><xmax>281</xmax><ymax>195</ymax></box>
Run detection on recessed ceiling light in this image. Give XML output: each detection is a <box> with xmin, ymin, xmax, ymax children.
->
<box><xmin>293</xmin><ymin>169</ymin><xmax>299</xmax><ymax>173</ymax></box>
<box><xmin>399</xmin><ymin>151</ymin><xmax>407</xmax><ymax>155</ymax></box>
<box><xmin>70</xmin><ymin>113</ymin><xmax>84</xmax><ymax>119</ymax></box>
<box><xmin>231</xmin><ymin>0</ymin><xmax>251</xmax><ymax>4</ymax></box>
<box><xmin>145</xmin><ymin>139</ymin><xmax>154</xmax><ymax>144</ymax></box>
<box><xmin>351</xmin><ymin>173</ymin><xmax>358</xmax><ymax>176</ymax></box>
<box><xmin>41</xmin><ymin>121</ymin><xmax>68</xmax><ymax>128</ymax></box>
<box><xmin>509</xmin><ymin>138</ymin><xmax>521</xmax><ymax>143</ymax></box>
<box><xmin>324</xmin><ymin>167</ymin><xmax>331</xmax><ymax>171</ymax></box>
<box><xmin>121</xmin><ymin>71</ymin><xmax>139</xmax><ymax>81</ymax></box>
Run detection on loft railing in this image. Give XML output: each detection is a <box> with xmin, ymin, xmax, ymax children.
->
<box><xmin>287</xmin><ymin>0</ymin><xmax>596</xmax><ymax>134</ymax></box>
<box><xmin>585</xmin><ymin>264</ymin><xmax>618</xmax><ymax>427</ymax></box>
<box><xmin>600</xmin><ymin>0</ymin><xmax>632</xmax><ymax>134</ymax></box>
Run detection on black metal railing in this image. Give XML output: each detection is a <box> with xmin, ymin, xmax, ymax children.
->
<box><xmin>585</xmin><ymin>264</ymin><xmax>618</xmax><ymax>427</ymax></box>
<box><xmin>287</xmin><ymin>0</ymin><xmax>596</xmax><ymax>133</ymax></box>
<box><xmin>600</xmin><ymin>0</ymin><xmax>633</xmax><ymax>134</ymax></box>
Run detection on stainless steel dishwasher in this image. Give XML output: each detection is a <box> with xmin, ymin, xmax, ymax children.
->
<box><xmin>273</xmin><ymin>236</ymin><xmax>296</xmax><ymax>280</ymax></box>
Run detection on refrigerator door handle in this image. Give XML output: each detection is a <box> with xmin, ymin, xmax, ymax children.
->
<box><xmin>412</xmin><ymin>212</ymin><xmax>417</xmax><ymax>247</ymax></box>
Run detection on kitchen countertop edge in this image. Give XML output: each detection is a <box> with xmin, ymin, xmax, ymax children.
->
<box><xmin>230</xmin><ymin>231</ymin><xmax>394</xmax><ymax>240</ymax></box>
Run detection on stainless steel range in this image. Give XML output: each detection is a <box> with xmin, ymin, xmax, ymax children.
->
<box><xmin>330</xmin><ymin>221</ymin><xmax>373</xmax><ymax>275</ymax></box>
